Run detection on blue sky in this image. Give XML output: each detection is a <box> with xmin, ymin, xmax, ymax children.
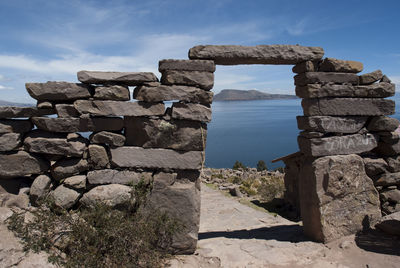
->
<box><xmin>0</xmin><ymin>0</ymin><xmax>399</xmax><ymax>103</ymax></box>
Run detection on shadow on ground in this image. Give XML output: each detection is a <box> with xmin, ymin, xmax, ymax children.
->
<box><xmin>251</xmin><ymin>198</ymin><xmax>300</xmax><ymax>222</ymax></box>
<box><xmin>355</xmin><ymin>229</ymin><xmax>400</xmax><ymax>256</ymax></box>
<box><xmin>199</xmin><ymin>224</ymin><xmax>308</xmax><ymax>243</ymax></box>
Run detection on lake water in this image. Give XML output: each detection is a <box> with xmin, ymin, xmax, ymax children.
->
<box><xmin>205</xmin><ymin>95</ymin><xmax>400</xmax><ymax>170</ymax></box>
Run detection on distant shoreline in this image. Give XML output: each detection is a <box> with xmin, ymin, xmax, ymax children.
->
<box><xmin>214</xmin><ymin>89</ymin><xmax>297</xmax><ymax>102</ymax></box>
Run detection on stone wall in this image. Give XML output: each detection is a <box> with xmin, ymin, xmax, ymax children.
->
<box><xmin>0</xmin><ymin>44</ymin><xmax>397</xmax><ymax>250</ymax></box>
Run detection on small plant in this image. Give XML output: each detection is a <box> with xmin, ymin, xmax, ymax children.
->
<box><xmin>233</xmin><ymin>160</ymin><xmax>246</xmax><ymax>170</ymax></box>
<box><xmin>256</xmin><ymin>160</ymin><xmax>267</xmax><ymax>171</ymax></box>
<box><xmin>257</xmin><ymin>176</ymin><xmax>285</xmax><ymax>202</ymax></box>
<box><xmin>274</xmin><ymin>166</ymin><xmax>285</xmax><ymax>173</ymax></box>
<box><xmin>228</xmin><ymin>176</ymin><xmax>241</xmax><ymax>184</ymax></box>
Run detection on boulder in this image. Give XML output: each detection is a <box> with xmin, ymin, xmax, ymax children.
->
<box><xmin>51</xmin><ymin>158</ymin><xmax>88</xmax><ymax>180</ymax></box>
<box><xmin>77</xmin><ymin>71</ymin><xmax>158</xmax><ymax>86</ymax></box>
<box><xmin>318</xmin><ymin>58</ymin><xmax>363</xmax><ymax>73</ymax></box>
<box><xmin>50</xmin><ymin>185</ymin><xmax>80</xmax><ymax>209</ymax></box>
<box><xmin>367</xmin><ymin>116</ymin><xmax>399</xmax><ymax>132</ymax></box>
<box><xmin>63</xmin><ymin>175</ymin><xmax>86</xmax><ymax>190</ymax></box>
<box><xmin>146</xmin><ymin>171</ymin><xmax>200</xmax><ymax>254</ymax></box>
<box><xmin>297</xmin><ymin>116</ymin><xmax>367</xmax><ymax>133</ymax></box>
<box><xmin>0</xmin><ymin>106</ymin><xmax>54</xmax><ymax>119</ymax></box>
<box><xmin>90</xmin><ymin>131</ymin><xmax>125</xmax><ymax>147</ymax></box>
<box><xmin>24</xmin><ymin>130</ymin><xmax>87</xmax><ymax>157</ymax></box>
<box><xmin>110</xmin><ymin>146</ymin><xmax>202</xmax><ymax>170</ymax></box>
<box><xmin>159</xmin><ymin>59</ymin><xmax>215</xmax><ymax>72</ymax></box>
<box><xmin>133</xmin><ymin>85</ymin><xmax>213</xmax><ymax>104</ymax></box>
<box><xmin>362</xmin><ymin>157</ymin><xmax>388</xmax><ymax>178</ymax></box>
<box><xmin>385</xmin><ymin>156</ymin><xmax>400</xmax><ymax>172</ymax></box>
<box><xmin>298</xmin><ymin>133</ymin><xmax>378</xmax><ymax>157</ymax></box>
<box><xmin>93</xmin><ymin>85</ymin><xmax>130</xmax><ymax>101</ymax></box>
<box><xmin>80</xmin><ymin>184</ymin><xmax>133</xmax><ymax>208</ymax></box>
<box><xmin>188</xmin><ymin>45</ymin><xmax>324</xmax><ymax>65</ymax></box>
<box><xmin>88</xmin><ymin>144</ymin><xmax>109</xmax><ymax>169</ymax></box>
<box><xmin>294</xmin><ymin>72</ymin><xmax>359</xmax><ymax>86</ymax></box>
<box><xmin>30</xmin><ymin>175</ymin><xmax>52</xmax><ymax>204</ymax></box>
<box><xmin>374</xmin><ymin>172</ymin><xmax>400</xmax><ymax>187</ymax></box>
<box><xmin>380</xmin><ymin>189</ymin><xmax>400</xmax><ymax>203</ymax></box>
<box><xmin>55</xmin><ymin>104</ymin><xmax>80</xmax><ymax>118</ymax></box>
<box><xmin>295</xmin><ymin>82</ymin><xmax>395</xmax><ymax>98</ymax></box>
<box><xmin>124</xmin><ymin>117</ymin><xmax>207</xmax><ymax>151</ymax></box>
<box><xmin>373</xmin><ymin>141</ymin><xmax>400</xmax><ymax>156</ymax></box>
<box><xmin>74</xmin><ymin>100</ymin><xmax>165</xmax><ymax>117</ymax></box>
<box><xmin>0</xmin><ymin>133</ymin><xmax>21</xmax><ymax>151</ymax></box>
<box><xmin>25</xmin><ymin>82</ymin><xmax>92</xmax><ymax>101</ymax></box>
<box><xmin>302</xmin><ymin>98</ymin><xmax>394</xmax><ymax>116</ymax></box>
<box><xmin>359</xmin><ymin>70</ymin><xmax>383</xmax><ymax>85</ymax></box>
<box><xmin>0</xmin><ymin>151</ymin><xmax>49</xmax><ymax>177</ymax></box>
<box><xmin>375</xmin><ymin>211</ymin><xmax>400</xmax><ymax>236</ymax></box>
<box><xmin>87</xmin><ymin>169</ymin><xmax>152</xmax><ymax>185</ymax></box>
<box><xmin>161</xmin><ymin>70</ymin><xmax>214</xmax><ymax>90</ymax></box>
<box><xmin>292</xmin><ymin>61</ymin><xmax>318</xmax><ymax>73</ymax></box>
<box><xmin>32</xmin><ymin>117</ymin><xmax>124</xmax><ymax>132</ymax></box>
<box><xmin>0</xmin><ymin>119</ymin><xmax>33</xmax><ymax>133</ymax></box>
<box><xmin>299</xmin><ymin>154</ymin><xmax>381</xmax><ymax>243</ymax></box>
<box><xmin>171</xmin><ymin>102</ymin><xmax>212</xmax><ymax>122</ymax></box>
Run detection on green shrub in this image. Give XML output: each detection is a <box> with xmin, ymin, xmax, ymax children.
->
<box><xmin>256</xmin><ymin>160</ymin><xmax>267</xmax><ymax>171</ymax></box>
<box><xmin>233</xmin><ymin>160</ymin><xmax>246</xmax><ymax>170</ymax></box>
<box><xmin>228</xmin><ymin>176</ymin><xmax>242</xmax><ymax>184</ymax></box>
<box><xmin>257</xmin><ymin>176</ymin><xmax>285</xmax><ymax>202</ymax></box>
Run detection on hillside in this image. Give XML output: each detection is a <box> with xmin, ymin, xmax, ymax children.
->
<box><xmin>0</xmin><ymin>100</ymin><xmax>33</xmax><ymax>107</ymax></box>
<box><xmin>214</xmin><ymin>89</ymin><xmax>297</xmax><ymax>101</ymax></box>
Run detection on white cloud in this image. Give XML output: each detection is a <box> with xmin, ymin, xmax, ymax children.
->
<box><xmin>0</xmin><ymin>85</ymin><xmax>13</xmax><ymax>90</ymax></box>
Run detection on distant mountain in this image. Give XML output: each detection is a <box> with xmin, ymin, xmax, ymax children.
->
<box><xmin>0</xmin><ymin>100</ymin><xmax>33</xmax><ymax>107</ymax></box>
<box><xmin>213</xmin><ymin>89</ymin><xmax>298</xmax><ymax>101</ymax></box>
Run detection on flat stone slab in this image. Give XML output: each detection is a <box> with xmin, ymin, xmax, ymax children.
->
<box><xmin>359</xmin><ymin>70</ymin><xmax>383</xmax><ymax>85</ymax></box>
<box><xmin>297</xmin><ymin>116</ymin><xmax>368</xmax><ymax>133</ymax></box>
<box><xmin>0</xmin><ymin>106</ymin><xmax>54</xmax><ymax>119</ymax></box>
<box><xmin>110</xmin><ymin>146</ymin><xmax>202</xmax><ymax>170</ymax></box>
<box><xmin>295</xmin><ymin>82</ymin><xmax>395</xmax><ymax>98</ymax></box>
<box><xmin>32</xmin><ymin>117</ymin><xmax>124</xmax><ymax>132</ymax></box>
<box><xmin>0</xmin><ymin>151</ymin><xmax>49</xmax><ymax>177</ymax></box>
<box><xmin>374</xmin><ymin>172</ymin><xmax>400</xmax><ymax>187</ymax></box>
<box><xmin>0</xmin><ymin>133</ymin><xmax>21</xmax><ymax>151</ymax></box>
<box><xmin>302</xmin><ymin>98</ymin><xmax>395</xmax><ymax>116</ymax></box>
<box><xmin>318</xmin><ymin>58</ymin><xmax>363</xmax><ymax>73</ymax></box>
<box><xmin>87</xmin><ymin>169</ymin><xmax>152</xmax><ymax>185</ymax></box>
<box><xmin>74</xmin><ymin>100</ymin><xmax>165</xmax><ymax>117</ymax></box>
<box><xmin>25</xmin><ymin>82</ymin><xmax>91</xmax><ymax>101</ymax></box>
<box><xmin>298</xmin><ymin>133</ymin><xmax>378</xmax><ymax>157</ymax></box>
<box><xmin>0</xmin><ymin>119</ymin><xmax>33</xmax><ymax>133</ymax></box>
<box><xmin>161</xmin><ymin>70</ymin><xmax>214</xmax><ymax>90</ymax></box>
<box><xmin>90</xmin><ymin>131</ymin><xmax>125</xmax><ymax>147</ymax></box>
<box><xmin>294</xmin><ymin>72</ymin><xmax>359</xmax><ymax>86</ymax></box>
<box><xmin>77</xmin><ymin>71</ymin><xmax>158</xmax><ymax>86</ymax></box>
<box><xmin>159</xmin><ymin>59</ymin><xmax>215</xmax><ymax>72</ymax></box>
<box><xmin>55</xmin><ymin>104</ymin><xmax>80</xmax><ymax>118</ymax></box>
<box><xmin>51</xmin><ymin>158</ymin><xmax>88</xmax><ymax>180</ymax></box>
<box><xmin>188</xmin><ymin>45</ymin><xmax>324</xmax><ymax>65</ymax></box>
<box><xmin>93</xmin><ymin>85</ymin><xmax>130</xmax><ymax>101</ymax></box>
<box><xmin>171</xmin><ymin>103</ymin><xmax>212</xmax><ymax>122</ymax></box>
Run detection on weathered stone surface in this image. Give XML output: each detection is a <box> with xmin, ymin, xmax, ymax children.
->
<box><xmin>159</xmin><ymin>59</ymin><xmax>215</xmax><ymax>72</ymax></box>
<box><xmin>55</xmin><ymin>104</ymin><xmax>80</xmax><ymax>118</ymax></box>
<box><xmin>292</xmin><ymin>61</ymin><xmax>318</xmax><ymax>73</ymax></box>
<box><xmin>125</xmin><ymin>117</ymin><xmax>207</xmax><ymax>151</ymax></box>
<box><xmin>0</xmin><ymin>106</ymin><xmax>54</xmax><ymax>119</ymax></box>
<box><xmin>171</xmin><ymin>103</ymin><xmax>212</xmax><ymax>122</ymax></box>
<box><xmin>319</xmin><ymin>58</ymin><xmax>363</xmax><ymax>73</ymax></box>
<box><xmin>26</xmin><ymin>82</ymin><xmax>92</xmax><ymax>101</ymax></box>
<box><xmin>146</xmin><ymin>171</ymin><xmax>200</xmax><ymax>254</ymax></box>
<box><xmin>88</xmin><ymin>144</ymin><xmax>109</xmax><ymax>169</ymax></box>
<box><xmin>299</xmin><ymin>154</ymin><xmax>381</xmax><ymax>242</ymax></box>
<box><xmin>295</xmin><ymin>82</ymin><xmax>395</xmax><ymax>98</ymax></box>
<box><xmin>37</xmin><ymin>101</ymin><xmax>53</xmax><ymax>109</ymax></box>
<box><xmin>77</xmin><ymin>71</ymin><xmax>158</xmax><ymax>86</ymax></box>
<box><xmin>375</xmin><ymin>211</ymin><xmax>400</xmax><ymax>236</ymax></box>
<box><xmin>161</xmin><ymin>70</ymin><xmax>214</xmax><ymax>90</ymax></box>
<box><xmin>110</xmin><ymin>146</ymin><xmax>202</xmax><ymax>170</ymax></box>
<box><xmin>32</xmin><ymin>117</ymin><xmax>124</xmax><ymax>132</ymax></box>
<box><xmin>80</xmin><ymin>184</ymin><xmax>133</xmax><ymax>208</ymax></box>
<box><xmin>87</xmin><ymin>169</ymin><xmax>152</xmax><ymax>185</ymax></box>
<box><xmin>379</xmin><ymin>132</ymin><xmax>400</xmax><ymax>144</ymax></box>
<box><xmin>375</xmin><ymin>172</ymin><xmax>400</xmax><ymax>186</ymax></box>
<box><xmin>373</xmin><ymin>141</ymin><xmax>400</xmax><ymax>156</ymax></box>
<box><xmin>298</xmin><ymin>133</ymin><xmax>378</xmax><ymax>157</ymax></box>
<box><xmin>0</xmin><ymin>151</ymin><xmax>49</xmax><ymax>177</ymax></box>
<box><xmin>367</xmin><ymin>116</ymin><xmax>399</xmax><ymax>132</ymax></box>
<box><xmin>380</xmin><ymin>189</ymin><xmax>400</xmax><ymax>203</ymax></box>
<box><xmin>362</xmin><ymin>157</ymin><xmax>388</xmax><ymax>178</ymax></box>
<box><xmin>294</xmin><ymin>72</ymin><xmax>359</xmax><ymax>86</ymax></box>
<box><xmin>63</xmin><ymin>175</ymin><xmax>86</xmax><ymax>190</ymax></box>
<box><xmin>386</xmin><ymin>156</ymin><xmax>400</xmax><ymax>172</ymax></box>
<box><xmin>189</xmin><ymin>45</ymin><xmax>324</xmax><ymax>65</ymax></box>
<box><xmin>93</xmin><ymin>85</ymin><xmax>130</xmax><ymax>101</ymax></box>
<box><xmin>50</xmin><ymin>185</ymin><xmax>80</xmax><ymax>209</ymax></box>
<box><xmin>302</xmin><ymin>98</ymin><xmax>395</xmax><ymax>116</ymax></box>
<box><xmin>381</xmin><ymin>75</ymin><xmax>391</xmax><ymax>83</ymax></box>
<box><xmin>133</xmin><ymin>85</ymin><xmax>213</xmax><ymax>104</ymax></box>
<box><xmin>0</xmin><ymin>119</ymin><xmax>33</xmax><ymax>133</ymax></box>
<box><xmin>297</xmin><ymin>116</ymin><xmax>367</xmax><ymax>133</ymax></box>
<box><xmin>74</xmin><ymin>100</ymin><xmax>165</xmax><ymax>117</ymax></box>
<box><xmin>30</xmin><ymin>175</ymin><xmax>52</xmax><ymax>204</ymax></box>
<box><xmin>299</xmin><ymin>131</ymin><xmax>324</xmax><ymax>138</ymax></box>
<box><xmin>282</xmin><ymin>152</ymin><xmax>304</xmax><ymax>211</ymax></box>
<box><xmin>359</xmin><ymin>70</ymin><xmax>383</xmax><ymax>85</ymax></box>
<box><xmin>51</xmin><ymin>158</ymin><xmax>88</xmax><ymax>180</ymax></box>
<box><xmin>90</xmin><ymin>131</ymin><xmax>125</xmax><ymax>147</ymax></box>
<box><xmin>0</xmin><ymin>133</ymin><xmax>21</xmax><ymax>151</ymax></box>
<box><xmin>24</xmin><ymin>130</ymin><xmax>87</xmax><ymax>157</ymax></box>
